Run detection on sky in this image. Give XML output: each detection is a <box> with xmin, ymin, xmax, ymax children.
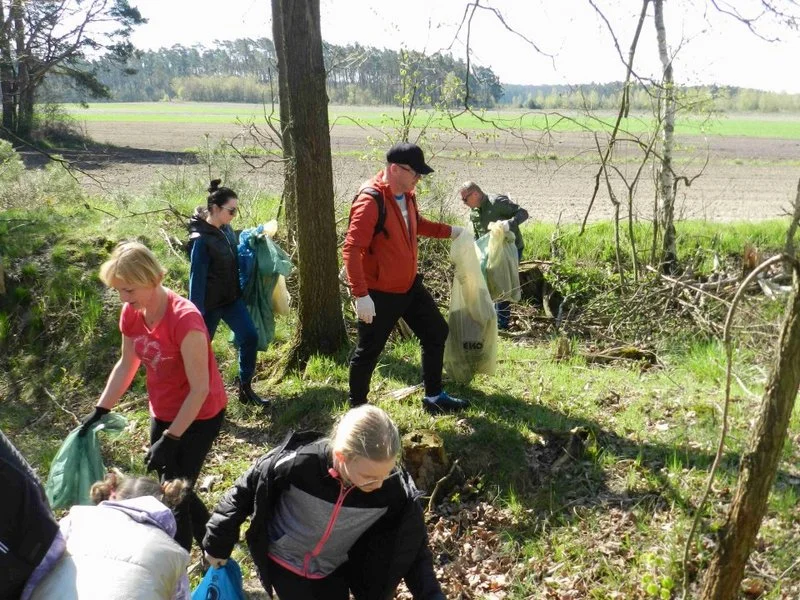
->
<box><xmin>127</xmin><ymin>0</ymin><xmax>800</xmax><ymax>94</ymax></box>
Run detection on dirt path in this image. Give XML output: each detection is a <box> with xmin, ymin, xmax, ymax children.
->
<box><xmin>39</xmin><ymin>120</ymin><xmax>800</xmax><ymax>223</ymax></box>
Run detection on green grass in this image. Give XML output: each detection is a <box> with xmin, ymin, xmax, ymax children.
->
<box><xmin>59</xmin><ymin>102</ymin><xmax>800</xmax><ymax>139</ymax></box>
<box><xmin>2</xmin><ymin>168</ymin><xmax>799</xmax><ymax>597</ymax></box>
<box><xmin>521</xmin><ymin>218</ymin><xmax>792</xmax><ymax>276</ymax></box>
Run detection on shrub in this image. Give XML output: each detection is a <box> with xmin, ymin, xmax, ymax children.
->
<box><xmin>0</xmin><ymin>139</ymin><xmax>25</xmax><ymax>185</ymax></box>
<box><xmin>0</xmin><ymin>159</ymin><xmax>85</xmax><ymax>210</ymax></box>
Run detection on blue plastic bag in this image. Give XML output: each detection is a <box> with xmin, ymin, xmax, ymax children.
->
<box><xmin>236</xmin><ymin>225</ymin><xmax>294</xmax><ymax>350</ymax></box>
<box><xmin>191</xmin><ymin>559</ymin><xmax>247</xmax><ymax>600</ymax></box>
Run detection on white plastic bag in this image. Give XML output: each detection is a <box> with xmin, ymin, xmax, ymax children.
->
<box><xmin>262</xmin><ymin>219</ymin><xmax>279</xmax><ymax>238</ymax></box>
<box><xmin>271</xmin><ymin>274</ymin><xmax>291</xmax><ymax>316</ymax></box>
<box><xmin>444</xmin><ymin>227</ymin><xmax>497</xmax><ymax>383</ymax></box>
<box><xmin>263</xmin><ymin>220</ymin><xmax>291</xmax><ymax>316</ymax></box>
<box><xmin>482</xmin><ymin>221</ymin><xmax>521</xmax><ymax>302</ymax></box>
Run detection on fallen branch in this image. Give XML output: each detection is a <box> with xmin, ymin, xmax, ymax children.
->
<box><xmin>159</xmin><ymin>228</ymin><xmax>185</xmax><ymax>261</ymax></box>
<box><xmin>43</xmin><ymin>387</ymin><xmax>80</xmax><ymax>426</ymax></box>
<box><xmin>84</xmin><ymin>203</ymin><xmax>118</xmax><ymax>219</ymax></box>
<box><xmin>582</xmin><ymin>345</ymin><xmax>658</xmax><ymax>365</ymax></box>
<box><xmin>386</xmin><ymin>383</ymin><xmax>423</xmax><ymax>401</ymax></box>
<box><xmin>645</xmin><ymin>265</ymin><xmax>733</xmax><ymax>306</ymax></box>
<box><xmin>427</xmin><ymin>458</ymin><xmax>461</xmax><ymax>513</ymax></box>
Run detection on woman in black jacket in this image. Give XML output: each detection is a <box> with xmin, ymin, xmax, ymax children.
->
<box><xmin>203</xmin><ymin>405</ymin><xmax>446</xmax><ymax>600</ymax></box>
<box><xmin>188</xmin><ymin>179</ymin><xmax>267</xmax><ymax>406</ymax></box>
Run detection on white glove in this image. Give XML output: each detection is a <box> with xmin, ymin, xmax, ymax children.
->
<box><xmin>450</xmin><ymin>225</ymin><xmax>464</xmax><ymax>239</ymax></box>
<box><xmin>501</xmin><ymin>220</ymin><xmax>511</xmax><ymax>232</ymax></box>
<box><xmin>355</xmin><ymin>295</ymin><xmax>376</xmax><ymax>324</ymax></box>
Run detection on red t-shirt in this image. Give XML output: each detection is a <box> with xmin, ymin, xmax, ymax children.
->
<box><xmin>120</xmin><ymin>288</ymin><xmax>228</xmax><ymax>421</ymax></box>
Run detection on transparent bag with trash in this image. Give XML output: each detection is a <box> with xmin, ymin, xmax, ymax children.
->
<box><xmin>444</xmin><ymin>227</ymin><xmax>497</xmax><ymax>383</ymax></box>
<box><xmin>477</xmin><ymin>221</ymin><xmax>521</xmax><ymax>302</ymax></box>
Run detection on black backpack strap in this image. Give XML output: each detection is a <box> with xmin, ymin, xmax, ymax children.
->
<box><xmin>243</xmin><ymin>429</ymin><xmax>325</xmax><ymax>581</ymax></box>
<box><xmin>255</xmin><ymin>430</ymin><xmax>325</xmax><ymax>529</ymax></box>
<box><xmin>265</xmin><ymin>430</ymin><xmax>325</xmax><ymax>481</ymax></box>
<box><xmin>351</xmin><ymin>186</ymin><xmax>388</xmax><ymax>241</ymax></box>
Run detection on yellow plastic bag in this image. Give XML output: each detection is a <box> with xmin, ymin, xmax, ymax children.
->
<box><xmin>483</xmin><ymin>221</ymin><xmax>521</xmax><ymax>302</ymax></box>
<box><xmin>271</xmin><ymin>274</ymin><xmax>291</xmax><ymax>316</ymax></box>
<box><xmin>263</xmin><ymin>220</ymin><xmax>291</xmax><ymax>315</ymax></box>
<box><xmin>444</xmin><ymin>227</ymin><xmax>497</xmax><ymax>383</ymax></box>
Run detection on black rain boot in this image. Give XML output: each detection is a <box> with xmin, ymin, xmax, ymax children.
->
<box><xmin>238</xmin><ymin>379</ymin><xmax>270</xmax><ymax>407</ymax></box>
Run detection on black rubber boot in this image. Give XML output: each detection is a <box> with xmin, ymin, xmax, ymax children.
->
<box><xmin>238</xmin><ymin>379</ymin><xmax>270</xmax><ymax>407</ymax></box>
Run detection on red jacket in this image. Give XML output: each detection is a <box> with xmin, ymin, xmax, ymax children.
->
<box><xmin>343</xmin><ymin>172</ymin><xmax>452</xmax><ymax>297</ymax></box>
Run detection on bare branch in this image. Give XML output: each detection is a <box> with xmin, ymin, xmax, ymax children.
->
<box><xmin>709</xmin><ymin>0</ymin><xmax>800</xmax><ymax>40</ymax></box>
<box><xmin>580</xmin><ymin>0</ymin><xmax>652</xmax><ymax>233</ymax></box>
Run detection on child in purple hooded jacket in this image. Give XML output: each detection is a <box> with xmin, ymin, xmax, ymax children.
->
<box><xmin>28</xmin><ymin>472</ymin><xmax>192</xmax><ymax>600</ymax></box>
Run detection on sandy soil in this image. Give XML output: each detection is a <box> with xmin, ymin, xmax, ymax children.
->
<box><xmin>33</xmin><ymin>120</ymin><xmax>800</xmax><ymax>223</ymax></box>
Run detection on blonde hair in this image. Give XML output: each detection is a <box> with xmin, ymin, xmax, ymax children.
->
<box><xmin>90</xmin><ymin>470</ymin><xmax>189</xmax><ymax>509</ymax></box>
<box><xmin>331</xmin><ymin>405</ymin><xmax>401</xmax><ymax>462</ymax></box>
<box><xmin>99</xmin><ymin>241</ymin><xmax>166</xmax><ymax>288</ymax></box>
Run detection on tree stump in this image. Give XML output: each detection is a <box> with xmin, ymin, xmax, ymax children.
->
<box><xmin>402</xmin><ymin>430</ymin><xmax>448</xmax><ymax>493</ymax></box>
<box><xmin>518</xmin><ymin>263</ymin><xmax>545</xmax><ymax>305</ymax></box>
<box><xmin>395</xmin><ymin>317</ymin><xmax>414</xmax><ymax>340</ymax></box>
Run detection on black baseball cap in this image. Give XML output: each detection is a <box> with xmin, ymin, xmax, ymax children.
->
<box><xmin>386</xmin><ymin>142</ymin><xmax>434</xmax><ymax>175</ymax></box>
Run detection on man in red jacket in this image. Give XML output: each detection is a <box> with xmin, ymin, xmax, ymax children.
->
<box><xmin>342</xmin><ymin>142</ymin><xmax>470</xmax><ymax>414</ymax></box>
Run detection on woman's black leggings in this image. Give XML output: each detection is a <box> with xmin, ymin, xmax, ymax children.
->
<box><xmin>150</xmin><ymin>409</ymin><xmax>225</xmax><ymax>551</ymax></box>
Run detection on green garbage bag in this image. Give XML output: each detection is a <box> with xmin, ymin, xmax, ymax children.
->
<box><xmin>45</xmin><ymin>412</ymin><xmax>128</xmax><ymax>509</ymax></box>
<box><xmin>237</xmin><ymin>227</ymin><xmax>294</xmax><ymax>350</ymax></box>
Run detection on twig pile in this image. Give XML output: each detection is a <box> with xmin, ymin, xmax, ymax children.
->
<box><xmin>518</xmin><ymin>257</ymin><xmax>788</xmax><ymax>353</ymax></box>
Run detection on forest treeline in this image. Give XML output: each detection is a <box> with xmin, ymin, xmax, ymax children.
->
<box><xmin>41</xmin><ymin>37</ymin><xmax>800</xmax><ymax>112</ymax></box>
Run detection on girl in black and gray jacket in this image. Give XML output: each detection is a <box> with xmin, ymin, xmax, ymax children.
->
<box><xmin>203</xmin><ymin>405</ymin><xmax>446</xmax><ymax>600</ymax></box>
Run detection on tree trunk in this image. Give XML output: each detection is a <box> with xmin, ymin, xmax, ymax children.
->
<box><xmin>271</xmin><ymin>0</ymin><xmax>297</xmax><ymax>249</ymax></box>
<box><xmin>783</xmin><ymin>178</ymin><xmax>800</xmax><ymax>275</ymax></box>
<box><xmin>699</xmin><ymin>263</ymin><xmax>800</xmax><ymax>599</ymax></box>
<box><xmin>10</xmin><ymin>0</ymin><xmax>31</xmax><ymax>139</ymax></box>
<box><xmin>654</xmin><ymin>0</ymin><xmax>677</xmax><ymax>273</ymax></box>
<box><xmin>16</xmin><ymin>79</ymin><xmax>33</xmax><ymax>139</ymax></box>
<box><xmin>0</xmin><ymin>1</ymin><xmax>17</xmax><ymax>134</ymax></box>
<box><xmin>272</xmin><ymin>0</ymin><xmax>347</xmax><ymax>368</ymax></box>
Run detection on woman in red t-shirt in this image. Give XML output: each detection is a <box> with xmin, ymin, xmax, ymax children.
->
<box><xmin>78</xmin><ymin>241</ymin><xmax>228</xmax><ymax>552</ymax></box>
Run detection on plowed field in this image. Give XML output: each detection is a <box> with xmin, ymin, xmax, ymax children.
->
<box><xmin>56</xmin><ymin>117</ymin><xmax>800</xmax><ymax>222</ymax></box>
